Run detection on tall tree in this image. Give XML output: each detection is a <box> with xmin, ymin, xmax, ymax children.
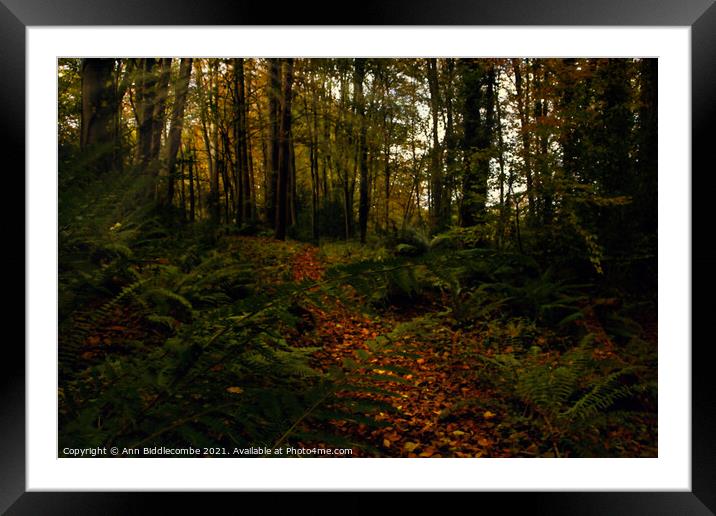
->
<box><xmin>150</xmin><ymin>58</ymin><xmax>172</xmax><ymax>164</ymax></box>
<box><xmin>162</xmin><ymin>58</ymin><xmax>193</xmax><ymax>208</ymax></box>
<box><xmin>426</xmin><ymin>58</ymin><xmax>447</xmax><ymax>232</ymax></box>
<box><xmin>81</xmin><ymin>58</ymin><xmax>117</xmax><ymax>173</ymax></box>
<box><xmin>354</xmin><ymin>58</ymin><xmax>369</xmax><ymax>244</ymax></box>
<box><xmin>194</xmin><ymin>59</ymin><xmax>220</xmax><ymax>224</ymax></box>
<box><xmin>136</xmin><ymin>58</ymin><xmax>157</xmax><ymax>169</ymax></box>
<box><xmin>275</xmin><ymin>59</ymin><xmax>294</xmax><ymax>240</ymax></box>
<box><xmin>443</xmin><ymin>58</ymin><xmax>457</xmax><ymax>230</ymax></box>
<box><xmin>267</xmin><ymin>59</ymin><xmax>282</xmax><ymax>227</ymax></box>
<box><xmin>512</xmin><ymin>58</ymin><xmax>536</xmax><ymax>224</ymax></box>
<box><xmin>636</xmin><ymin>59</ymin><xmax>658</xmax><ymax>238</ymax></box>
<box><xmin>303</xmin><ymin>60</ymin><xmax>321</xmax><ymax>243</ymax></box>
<box><xmin>597</xmin><ymin>59</ymin><xmax>633</xmax><ymax>258</ymax></box>
<box><xmin>234</xmin><ymin>58</ymin><xmax>251</xmax><ymax>226</ymax></box>
<box><xmin>460</xmin><ymin>59</ymin><xmax>494</xmax><ymax>228</ymax></box>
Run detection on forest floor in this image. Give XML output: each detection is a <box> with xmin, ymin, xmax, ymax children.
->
<box><xmin>61</xmin><ymin>231</ymin><xmax>657</xmax><ymax>458</ymax></box>
<box><xmin>287</xmin><ymin>242</ymin><xmax>498</xmax><ymax>457</ymax></box>
<box><xmin>246</xmin><ymin>236</ymin><xmax>655</xmax><ymax>458</ymax></box>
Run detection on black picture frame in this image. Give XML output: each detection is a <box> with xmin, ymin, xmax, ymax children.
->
<box><xmin>4</xmin><ymin>0</ymin><xmax>715</xmax><ymax>513</ymax></box>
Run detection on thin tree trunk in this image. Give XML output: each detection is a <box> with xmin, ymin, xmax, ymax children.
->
<box><xmin>513</xmin><ymin>58</ymin><xmax>535</xmax><ymax>224</ymax></box>
<box><xmin>179</xmin><ymin>146</ymin><xmax>186</xmax><ymax>221</ymax></box>
<box><xmin>267</xmin><ymin>59</ymin><xmax>281</xmax><ymax>227</ymax></box>
<box><xmin>289</xmin><ymin>128</ymin><xmax>297</xmax><ymax>227</ymax></box>
<box><xmin>275</xmin><ymin>58</ymin><xmax>294</xmax><ymax>241</ymax></box>
<box><xmin>137</xmin><ymin>58</ymin><xmax>156</xmax><ymax>170</ymax></box>
<box><xmin>188</xmin><ymin>145</ymin><xmax>196</xmax><ymax>222</ymax></box>
<box><xmin>354</xmin><ymin>58</ymin><xmax>369</xmax><ymax>244</ymax></box>
<box><xmin>495</xmin><ymin>73</ymin><xmax>507</xmax><ymax>248</ymax></box>
<box><xmin>427</xmin><ymin>58</ymin><xmax>444</xmax><ymax>232</ymax></box>
<box><xmin>304</xmin><ymin>71</ymin><xmax>320</xmax><ymax>243</ymax></box>
<box><xmin>150</xmin><ymin>58</ymin><xmax>172</xmax><ymax>166</ymax></box>
<box><xmin>163</xmin><ymin>58</ymin><xmax>192</xmax><ymax>208</ymax></box>
<box><xmin>234</xmin><ymin>58</ymin><xmax>247</xmax><ymax>226</ymax></box>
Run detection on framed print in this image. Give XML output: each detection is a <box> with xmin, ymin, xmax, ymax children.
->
<box><xmin>4</xmin><ymin>0</ymin><xmax>715</xmax><ymax>513</ymax></box>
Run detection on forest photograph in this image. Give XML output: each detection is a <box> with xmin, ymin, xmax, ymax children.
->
<box><xmin>58</xmin><ymin>57</ymin><xmax>658</xmax><ymax>458</ymax></box>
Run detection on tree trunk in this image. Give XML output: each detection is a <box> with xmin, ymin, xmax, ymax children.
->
<box><xmin>495</xmin><ymin>79</ymin><xmax>507</xmax><ymax>249</ymax></box>
<box><xmin>460</xmin><ymin>59</ymin><xmax>493</xmax><ymax>228</ymax></box>
<box><xmin>150</xmin><ymin>58</ymin><xmax>172</xmax><ymax>165</ymax></box>
<box><xmin>289</xmin><ymin>128</ymin><xmax>297</xmax><ymax>227</ymax></box>
<box><xmin>188</xmin><ymin>146</ymin><xmax>196</xmax><ymax>222</ymax></box>
<box><xmin>427</xmin><ymin>58</ymin><xmax>445</xmax><ymax>233</ymax></box>
<box><xmin>163</xmin><ymin>58</ymin><xmax>193</xmax><ymax>208</ymax></box>
<box><xmin>312</xmin><ymin>74</ymin><xmax>321</xmax><ymax>242</ymax></box>
<box><xmin>513</xmin><ymin>58</ymin><xmax>536</xmax><ymax>224</ymax></box>
<box><xmin>637</xmin><ymin>58</ymin><xmax>657</xmax><ymax>237</ymax></box>
<box><xmin>194</xmin><ymin>60</ymin><xmax>219</xmax><ymax>224</ymax></box>
<box><xmin>267</xmin><ymin>59</ymin><xmax>281</xmax><ymax>227</ymax></box>
<box><xmin>275</xmin><ymin>59</ymin><xmax>294</xmax><ymax>241</ymax></box>
<box><xmin>179</xmin><ymin>146</ymin><xmax>186</xmax><ymax>220</ymax></box>
<box><xmin>234</xmin><ymin>58</ymin><xmax>248</xmax><ymax>226</ymax></box>
<box><xmin>80</xmin><ymin>58</ymin><xmax>116</xmax><ymax>174</ymax></box>
<box><xmin>354</xmin><ymin>58</ymin><xmax>369</xmax><ymax>244</ymax></box>
<box><xmin>443</xmin><ymin>58</ymin><xmax>457</xmax><ymax>229</ymax></box>
<box><xmin>137</xmin><ymin>59</ymin><xmax>157</xmax><ymax>170</ymax></box>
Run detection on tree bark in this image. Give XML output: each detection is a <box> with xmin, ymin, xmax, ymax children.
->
<box><xmin>354</xmin><ymin>58</ymin><xmax>369</xmax><ymax>244</ymax></box>
<box><xmin>234</xmin><ymin>58</ymin><xmax>249</xmax><ymax>226</ymax></box>
<box><xmin>188</xmin><ymin>145</ymin><xmax>196</xmax><ymax>222</ymax></box>
<box><xmin>637</xmin><ymin>58</ymin><xmax>657</xmax><ymax>237</ymax></box>
<box><xmin>427</xmin><ymin>58</ymin><xmax>445</xmax><ymax>233</ymax></box>
<box><xmin>137</xmin><ymin>58</ymin><xmax>157</xmax><ymax>170</ymax></box>
<box><xmin>267</xmin><ymin>59</ymin><xmax>281</xmax><ymax>227</ymax></box>
<box><xmin>150</xmin><ymin>58</ymin><xmax>172</xmax><ymax>165</ymax></box>
<box><xmin>80</xmin><ymin>58</ymin><xmax>117</xmax><ymax>174</ymax></box>
<box><xmin>443</xmin><ymin>58</ymin><xmax>457</xmax><ymax>229</ymax></box>
<box><xmin>275</xmin><ymin>59</ymin><xmax>294</xmax><ymax>241</ymax></box>
<box><xmin>513</xmin><ymin>58</ymin><xmax>536</xmax><ymax>224</ymax></box>
<box><xmin>460</xmin><ymin>59</ymin><xmax>493</xmax><ymax>228</ymax></box>
<box><xmin>163</xmin><ymin>58</ymin><xmax>193</xmax><ymax>208</ymax></box>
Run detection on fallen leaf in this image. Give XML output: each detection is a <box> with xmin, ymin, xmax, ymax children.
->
<box><xmin>226</xmin><ymin>387</ymin><xmax>243</xmax><ymax>394</ymax></box>
<box><xmin>404</xmin><ymin>442</ymin><xmax>419</xmax><ymax>452</ymax></box>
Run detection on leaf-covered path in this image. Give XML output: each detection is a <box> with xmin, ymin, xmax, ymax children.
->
<box><xmin>286</xmin><ymin>241</ymin><xmax>502</xmax><ymax>458</ymax></box>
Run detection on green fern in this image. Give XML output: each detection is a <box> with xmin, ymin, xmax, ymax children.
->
<box><xmin>477</xmin><ymin>341</ymin><xmax>650</xmax><ymax>456</ymax></box>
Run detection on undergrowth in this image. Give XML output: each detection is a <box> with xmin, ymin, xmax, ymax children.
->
<box><xmin>58</xmin><ymin>170</ymin><xmax>656</xmax><ymax>457</ymax></box>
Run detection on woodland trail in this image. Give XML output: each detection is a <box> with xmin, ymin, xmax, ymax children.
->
<box><xmin>286</xmin><ymin>241</ymin><xmax>503</xmax><ymax>458</ymax></box>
